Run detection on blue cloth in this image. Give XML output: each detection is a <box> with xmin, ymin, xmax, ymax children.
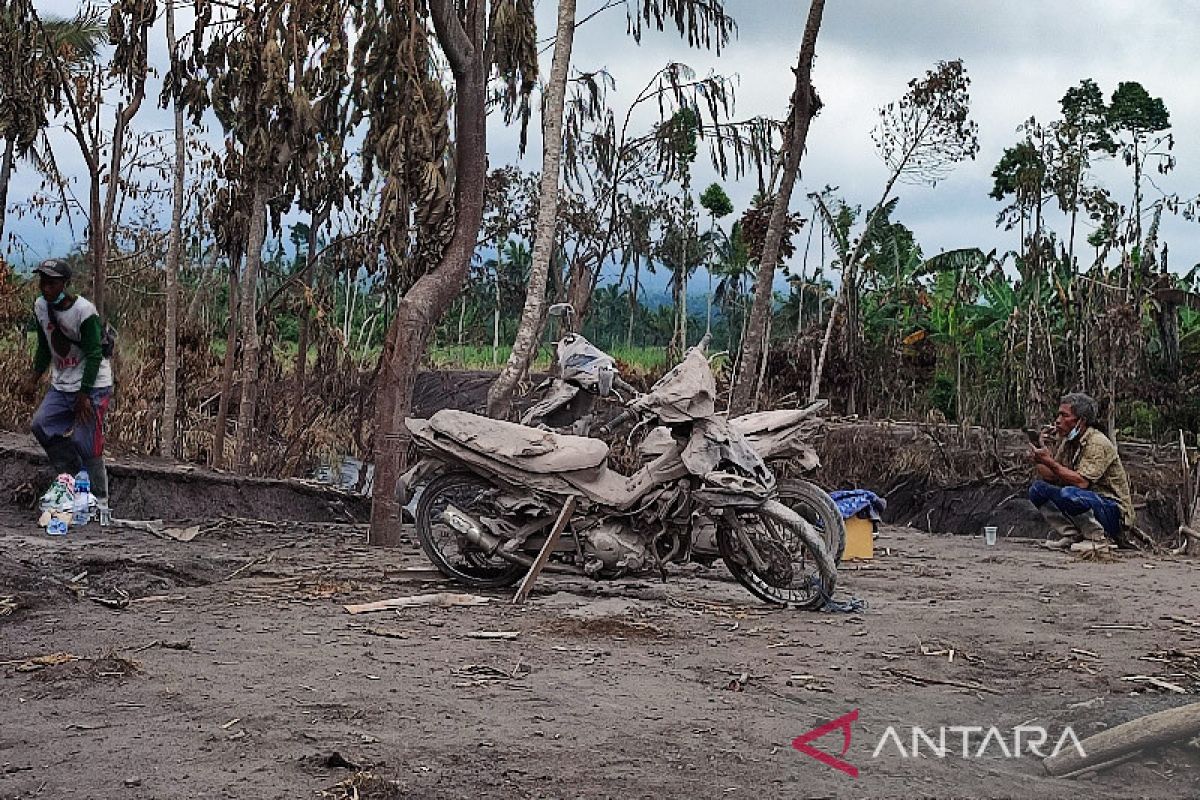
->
<box><xmin>829</xmin><ymin>489</ymin><xmax>886</xmax><ymax>522</ymax></box>
<box><xmin>1028</xmin><ymin>480</ymin><xmax>1121</xmax><ymax>538</ymax></box>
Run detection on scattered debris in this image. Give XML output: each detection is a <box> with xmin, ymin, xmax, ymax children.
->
<box><xmin>318</xmin><ymin>771</ymin><xmax>405</xmax><ymax>800</ymax></box>
<box><xmin>220</xmin><ymin>718</ymin><xmax>241</xmax><ymax>730</ymax></box>
<box><xmin>88</xmin><ymin>589</ymin><xmax>131</xmax><ymax>611</ymax></box>
<box><xmin>451</xmin><ymin>662</ymin><xmax>529</xmax><ymax>687</ymax></box>
<box><xmin>1120</xmin><ymin>675</ymin><xmax>1190</xmax><ymax>694</ymax></box>
<box><xmin>344</xmin><ymin>593</ymin><xmax>491</xmax><ymax>614</ymax></box>
<box><xmin>131</xmin><ymin>639</ymin><xmax>192</xmax><ymax>654</ymax></box>
<box><xmin>0</xmin><ymin>595</ymin><xmax>15</xmax><ymax>616</ymax></box>
<box><xmin>361</xmin><ymin>626</ymin><xmax>410</xmax><ymax>640</ymax></box>
<box><xmin>1163</xmin><ymin>615</ymin><xmax>1200</xmax><ymax>629</ymax></box>
<box><xmin>10</xmin><ymin>652</ymin><xmax>80</xmax><ymax>672</ymax></box>
<box><xmin>128</xmin><ymin>594</ymin><xmax>187</xmax><ymax>605</ymax></box>
<box><xmin>725</xmin><ymin>672</ymin><xmax>749</xmax><ymax>691</ymax></box>
<box><xmin>1088</xmin><ymin>624</ymin><xmax>1152</xmax><ymax>631</ymax></box>
<box><xmin>463</xmin><ymin>631</ymin><xmax>520</xmax><ymax>640</ymax></box>
<box><xmin>884</xmin><ymin>668</ymin><xmax>1000</xmax><ymax>695</ymax></box>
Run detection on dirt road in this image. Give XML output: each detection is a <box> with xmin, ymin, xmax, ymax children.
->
<box><xmin>3</xmin><ymin>510</ymin><xmax>1199</xmax><ymax>799</ymax></box>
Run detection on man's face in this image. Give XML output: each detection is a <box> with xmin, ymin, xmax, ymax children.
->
<box><xmin>38</xmin><ymin>275</ymin><xmax>66</xmax><ymax>303</ymax></box>
<box><xmin>1055</xmin><ymin>403</ymin><xmax>1080</xmax><ymax>437</ymax></box>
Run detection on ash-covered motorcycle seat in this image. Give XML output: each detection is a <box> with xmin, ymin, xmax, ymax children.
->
<box><xmin>728</xmin><ymin>408</ymin><xmax>812</xmax><ymax>437</ymax></box>
<box><xmin>428</xmin><ymin>409</ymin><xmax>609</xmax><ymax>473</ymax></box>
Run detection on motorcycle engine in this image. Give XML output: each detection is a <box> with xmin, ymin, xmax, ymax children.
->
<box><xmin>582</xmin><ymin>522</ymin><xmax>650</xmax><ymax>577</ymax></box>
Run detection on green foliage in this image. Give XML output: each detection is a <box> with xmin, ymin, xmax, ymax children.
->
<box><xmin>1109</xmin><ymin>81</ymin><xmax>1170</xmax><ymax>137</ymax></box>
<box><xmin>699</xmin><ymin>182</ymin><xmax>733</xmax><ymax>219</ymax></box>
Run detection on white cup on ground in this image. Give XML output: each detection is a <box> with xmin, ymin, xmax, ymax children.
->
<box><xmin>984</xmin><ymin>525</ymin><xmax>998</xmax><ymax>545</ymax></box>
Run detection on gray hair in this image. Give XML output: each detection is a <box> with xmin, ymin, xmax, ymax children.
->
<box><xmin>1061</xmin><ymin>392</ymin><xmax>1098</xmax><ymax>426</ymax></box>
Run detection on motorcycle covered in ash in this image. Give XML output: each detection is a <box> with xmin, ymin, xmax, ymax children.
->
<box><xmin>521</xmin><ymin>305</ymin><xmax>846</xmax><ymax>563</ymax></box>
<box><xmin>398</xmin><ymin>336</ymin><xmax>838</xmax><ymax>607</ymax></box>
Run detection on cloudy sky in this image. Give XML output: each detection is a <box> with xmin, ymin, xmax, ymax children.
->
<box><xmin>12</xmin><ymin>0</ymin><xmax>1200</xmax><ymax>277</ymax></box>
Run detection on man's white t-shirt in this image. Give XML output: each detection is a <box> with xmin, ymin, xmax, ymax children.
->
<box><xmin>34</xmin><ymin>296</ymin><xmax>114</xmax><ymax>392</ymax></box>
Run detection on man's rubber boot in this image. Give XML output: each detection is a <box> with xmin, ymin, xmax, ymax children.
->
<box><xmin>82</xmin><ymin>456</ymin><xmax>108</xmax><ymax>501</ymax></box>
<box><xmin>1068</xmin><ymin>511</ymin><xmax>1114</xmax><ymax>553</ymax></box>
<box><xmin>1037</xmin><ymin>505</ymin><xmax>1080</xmax><ymax>549</ymax></box>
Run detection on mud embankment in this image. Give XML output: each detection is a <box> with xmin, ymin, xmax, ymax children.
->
<box><xmin>0</xmin><ymin>431</ymin><xmax>368</xmax><ymax>523</ymax></box>
<box><xmin>809</xmin><ymin>422</ymin><xmax>1186</xmax><ymax>540</ymax></box>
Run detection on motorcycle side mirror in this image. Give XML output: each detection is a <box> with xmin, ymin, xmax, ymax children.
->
<box><xmin>548</xmin><ymin>302</ymin><xmax>577</xmax><ymax>329</ymax></box>
<box><xmin>597</xmin><ymin>364</ymin><xmax>615</xmax><ymax>398</ymax></box>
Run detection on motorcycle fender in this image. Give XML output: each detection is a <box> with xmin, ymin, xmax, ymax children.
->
<box><xmin>692</xmin><ymin>489</ymin><xmax>764</xmax><ymax>508</ymax></box>
<box><xmin>396</xmin><ymin>458</ymin><xmax>443</xmax><ymax>514</ymax></box>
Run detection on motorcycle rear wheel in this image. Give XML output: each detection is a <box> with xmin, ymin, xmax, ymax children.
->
<box><xmin>414</xmin><ymin>471</ymin><xmax>527</xmax><ymax>589</ymax></box>
<box><xmin>776</xmin><ymin>479</ymin><xmax>846</xmax><ymax>564</ymax></box>
<box><xmin>718</xmin><ymin>500</ymin><xmax>837</xmax><ymax>609</ymax></box>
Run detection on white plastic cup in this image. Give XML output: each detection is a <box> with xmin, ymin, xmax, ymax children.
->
<box><xmin>984</xmin><ymin>525</ymin><xmax>998</xmax><ymax>546</ymax></box>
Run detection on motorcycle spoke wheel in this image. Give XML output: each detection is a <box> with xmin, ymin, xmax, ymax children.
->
<box><xmin>718</xmin><ymin>508</ymin><xmax>832</xmax><ymax>609</ymax></box>
<box><xmin>414</xmin><ymin>471</ymin><xmax>526</xmax><ymax>589</ymax></box>
<box><xmin>776</xmin><ymin>479</ymin><xmax>846</xmax><ymax>564</ymax></box>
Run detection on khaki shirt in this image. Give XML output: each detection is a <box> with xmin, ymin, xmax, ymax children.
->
<box><xmin>1056</xmin><ymin>427</ymin><xmax>1135</xmax><ymax>527</ymax></box>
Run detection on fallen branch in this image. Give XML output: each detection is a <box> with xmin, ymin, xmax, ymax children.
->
<box><xmin>1043</xmin><ymin>701</ymin><xmax>1200</xmax><ymax>776</ymax></box>
<box><xmin>344</xmin><ymin>593</ymin><xmax>491</xmax><ymax>614</ymax></box>
<box><xmin>884</xmin><ymin>668</ymin><xmax>1000</xmax><ymax>695</ymax></box>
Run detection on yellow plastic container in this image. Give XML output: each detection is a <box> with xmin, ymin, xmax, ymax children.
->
<box><xmin>843</xmin><ymin>515</ymin><xmax>875</xmax><ymax>561</ymax></box>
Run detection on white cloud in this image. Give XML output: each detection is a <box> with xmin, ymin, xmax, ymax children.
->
<box><xmin>7</xmin><ymin>0</ymin><xmax>1199</xmax><ymax>271</ymax></box>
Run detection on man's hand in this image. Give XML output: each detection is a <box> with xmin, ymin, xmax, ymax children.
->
<box><xmin>74</xmin><ymin>392</ymin><xmax>95</xmax><ymax>424</ymax></box>
<box><xmin>1028</xmin><ymin>445</ymin><xmax>1055</xmax><ymax>466</ymax></box>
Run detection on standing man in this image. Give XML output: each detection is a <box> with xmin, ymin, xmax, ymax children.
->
<box><xmin>1028</xmin><ymin>392</ymin><xmax>1133</xmax><ymax>553</ymax></box>
<box><xmin>22</xmin><ymin>259</ymin><xmax>113</xmax><ymax>517</ymax></box>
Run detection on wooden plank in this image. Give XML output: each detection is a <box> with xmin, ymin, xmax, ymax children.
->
<box><xmin>1043</xmin><ymin>701</ymin><xmax>1200</xmax><ymax>777</ymax></box>
<box><xmin>513</xmin><ymin>495</ymin><xmax>577</xmax><ymax>605</ymax></box>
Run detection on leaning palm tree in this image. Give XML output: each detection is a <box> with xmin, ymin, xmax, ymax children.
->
<box><xmin>0</xmin><ymin>5</ymin><xmax>106</xmax><ymax>245</ymax></box>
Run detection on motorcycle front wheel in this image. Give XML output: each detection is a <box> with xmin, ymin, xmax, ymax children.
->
<box><xmin>776</xmin><ymin>479</ymin><xmax>846</xmax><ymax>564</ymax></box>
<box><xmin>718</xmin><ymin>500</ymin><xmax>837</xmax><ymax>609</ymax></box>
<box><xmin>414</xmin><ymin>471</ymin><xmax>527</xmax><ymax>589</ymax></box>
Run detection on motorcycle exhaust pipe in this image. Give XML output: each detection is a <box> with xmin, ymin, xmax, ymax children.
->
<box><xmin>440</xmin><ymin>505</ymin><xmax>534</xmax><ymax>568</ymax></box>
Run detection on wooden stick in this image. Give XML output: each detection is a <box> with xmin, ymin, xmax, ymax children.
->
<box><xmin>885</xmin><ymin>668</ymin><xmax>1000</xmax><ymax>695</ymax></box>
<box><xmin>513</xmin><ymin>495</ymin><xmax>576</xmax><ymax>605</ymax></box>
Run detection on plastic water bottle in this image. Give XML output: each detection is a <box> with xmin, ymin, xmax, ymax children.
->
<box><xmin>72</xmin><ymin>471</ymin><xmax>92</xmax><ymax>526</ymax></box>
<box><xmin>47</xmin><ymin>516</ymin><xmax>68</xmax><ymax>536</ymax></box>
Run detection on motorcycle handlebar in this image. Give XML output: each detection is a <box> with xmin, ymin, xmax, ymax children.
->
<box><xmin>597</xmin><ymin>407</ymin><xmax>638</xmax><ymax>435</ymax></box>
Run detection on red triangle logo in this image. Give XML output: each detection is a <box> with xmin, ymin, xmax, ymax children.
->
<box><xmin>791</xmin><ymin>708</ymin><xmax>859</xmax><ymax>778</ymax></box>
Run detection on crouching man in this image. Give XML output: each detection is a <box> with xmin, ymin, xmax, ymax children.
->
<box><xmin>1028</xmin><ymin>393</ymin><xmax>1134</xmax><ymax>553</ymax></box>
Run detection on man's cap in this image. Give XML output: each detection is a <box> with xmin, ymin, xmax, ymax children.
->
<box><xmin>34</xmin><ymin>258</ymin><xmax>71</xmax><ymax>280</ymax></box>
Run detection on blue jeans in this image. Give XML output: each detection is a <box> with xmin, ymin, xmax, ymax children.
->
<box><xmin>1028</xmin><ymin>480</ymin><xmax>1121</xmax><ymax>539</ymax></box>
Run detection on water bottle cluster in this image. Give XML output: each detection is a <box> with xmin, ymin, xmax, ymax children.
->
<box><xmin>39</xmin><ymin>471</ymin><xmax>102</xmax><ymax>536</ymax></box>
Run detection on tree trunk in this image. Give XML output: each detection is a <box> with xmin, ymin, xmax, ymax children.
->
<box><xmin>89</xmin><ymin>123</ymin><xmax>105</xmax><ymax>315</ymax></box>
<box><xmin>213</xmin><ymin>253</ymin><xmax>241</xmax><ymax>469</ymax></box>
<box><xmin>235</xmin><ymin>183</ymin><xmax>268</xmax><ymax>471</ymax></box>
<box><xmin>626</xmin><ymin>257</ymin><xmax>640</xmax><ymax>349</ymax></box>
<box><xmin>160</xmin><ymin>0</ymin><xmax>185</xmax><ymax>458</ymax></box>
<box><xmin>565</xmin><ymin>256</ymin><xmax>595</xmax><ymax>322</ymax></box>
<box><xmin>729</xmin><ymin>0</ymin><xmax>826</xmax><ymax>415</ymax></box>
<box><xmin>97</xmin><ymin>76</ymin><xmax>147</xmax><ymax>318</ymax></box>
<box><xmin>0</xmin><ymin>136</ymin><xmax>13</xmax><ymax>248</ymax></box>
<box><xmin>370</xmin><ymin>0</ymin><xmax>488</xmax><ymax>545</ymax></box>
<box><xmin>492</xmin><ymin>260</ymin><xmax>500</xmax><ymax>365</ymax></box>
<box><xmin>295</xmin><ymin>210</ymin><xmax>321</xmax><ymax>404</ymax></box>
